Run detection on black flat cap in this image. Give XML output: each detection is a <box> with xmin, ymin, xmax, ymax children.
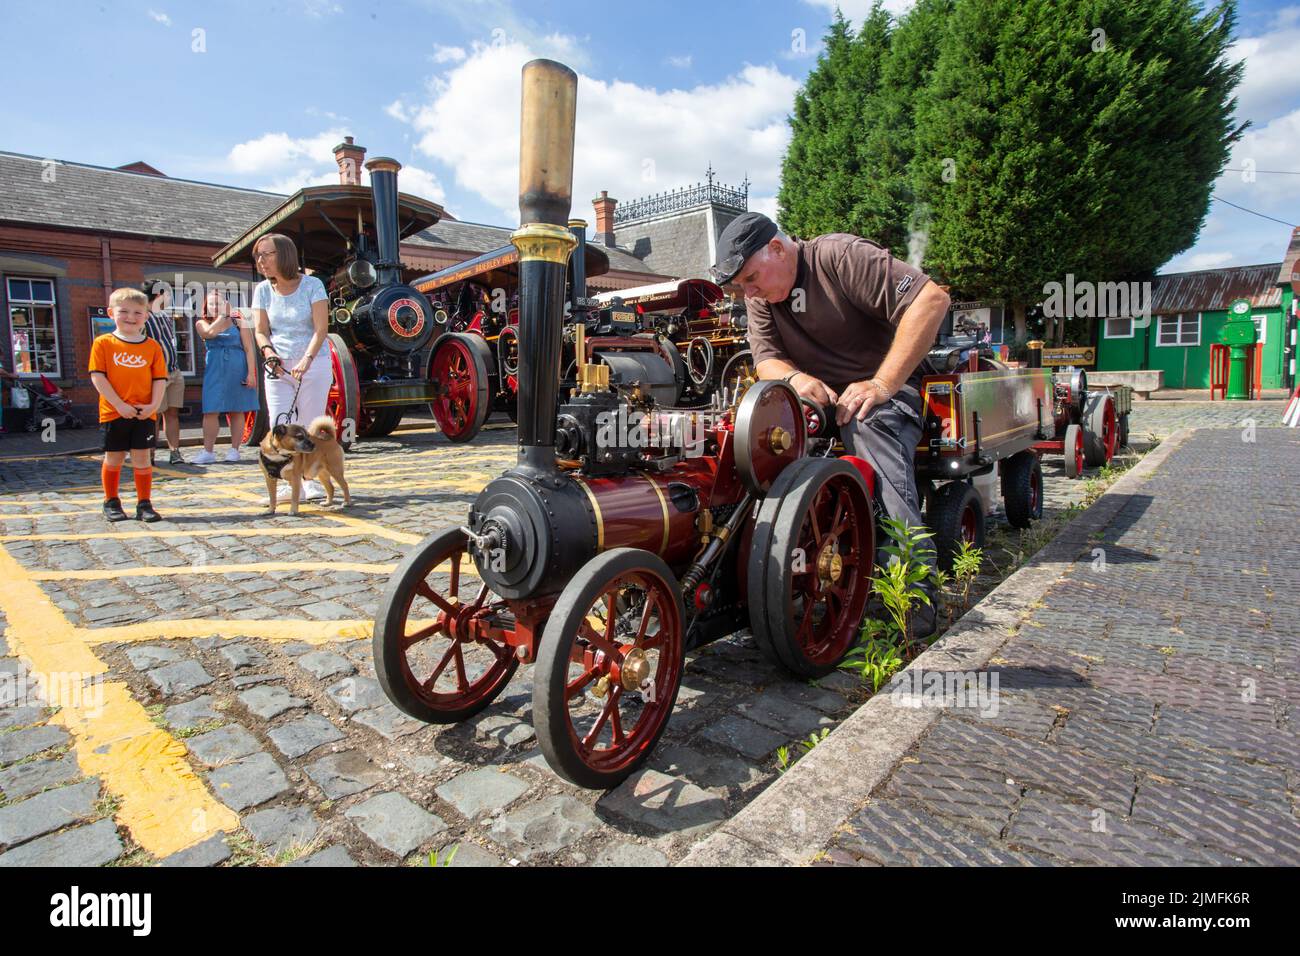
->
<box><xmin>710</xmin><ymin>212</ymin><xmax>779</xmax><ymax>285</ymax></box>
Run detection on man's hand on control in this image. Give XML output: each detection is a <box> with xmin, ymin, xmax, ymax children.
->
<box><xmin>836</xmin><ymin>378</ymin><xmax>892</xmax><ymax>426</ymax></box>
<box><xmin>787</xmin><ymin>371</ymin><xmax>839</xmax><ymax>407</ymax></box>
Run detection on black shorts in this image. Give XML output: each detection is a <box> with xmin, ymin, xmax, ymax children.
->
<box><xmin>102</xmin><ymin>417</ymin><xmax>158</xmax><ymax>452</ymax></box>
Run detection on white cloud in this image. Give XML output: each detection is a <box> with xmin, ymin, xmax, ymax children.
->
<box><xmin>393</xmin><ymin>164</ymin><xmax>447</xmax><ymax>205</ymax></box>
<box><xmin>301</xmin><ymin>0</ymin><xmax>343</xmax><ymax>17</ymax></box>
<box><xmin>148</xmin><ymin>9</ymin><xmax>171</xmax><ymax>26</ymax></box>
<box><xmin>1178</xmin><ymin>251</ymin><xmax>1236</xmax><ymax>272</ymax></box>
<box><xmin>384</xmin><ymin>99</ymin><xmax>410</xmax><ymax>123</ymax></box>
<box><xmin>227</xmin><ymin>129</ymin><xmax>348</xmax><ymax>175</ymax></box>
<box><xmin>397</xmin><ymin>39</ymin><xmax>798</xmax><ymax>226</ymax></box>
<box><xmin>1228</xmin><ymin>9</ymin><xmax>1300</xmax><ymax>125</ymax></box>
<box><xmin>665</xmin><ymin>55</ymin><xmax>692</xmax><ymax>69</ymax></box>
<box><xmin>433</xmin><ymin>44</ymin><xmax>467</xmax><ymax>63</ymax></box>
<box><xmin>801</xmin><ymin>0</ymin><xmax>915</xmax><ymax>20</ymax></box>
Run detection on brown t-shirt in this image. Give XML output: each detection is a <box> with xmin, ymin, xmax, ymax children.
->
<box><xmin>745</xmin><ymin>234</ymin><xmax>932</xmax><ymax>395</ymax></box>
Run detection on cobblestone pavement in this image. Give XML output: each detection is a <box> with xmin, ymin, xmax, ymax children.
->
<box><xmin>823</xmin><ymin>428</ymin><xmax>1300</xmax><ymax>866</ymax></box>
<box><xmin>0</xmin><ymin>406</ymin><xmax>1288</xmax><ymax>866</ymax></box>
<box><xmin>1127</xmin><ymin>398</ymin><xmax>1287</xmax><ymax>440</ymax></box>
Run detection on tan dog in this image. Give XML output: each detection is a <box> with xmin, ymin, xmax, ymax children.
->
<box><xmin>258</xmin><ymin>415</ymin><xmax>351</xmax><ymax>515</ymax></box>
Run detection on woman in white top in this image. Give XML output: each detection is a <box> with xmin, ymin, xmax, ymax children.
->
<box><xmin>249</xmin><ymin>232</ymin><xmax>331</xmax><ymax>497</ymax></box>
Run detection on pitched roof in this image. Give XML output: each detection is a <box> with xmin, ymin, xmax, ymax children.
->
<box><xmin>1150</xmin><ymin>263</ymin><xmax>1283</xmax><ymax>313</ymax></box>
<box><xmin>0</xmin><ymin>151</ymin><xmax>283</xmax><ymax>243</ymax></box>
<box><xmin>1280</xmin><ymin>227</ymin><xmax>1300</xmax><ymax>286</ymax></box>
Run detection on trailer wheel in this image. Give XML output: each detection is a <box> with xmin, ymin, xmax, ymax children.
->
<box><xmin>1117</xmin><ymin>412</ymin><xmax>1130</xmax><ymax>450</ymax></box>
<box><xmin>534</xmin><ymin>548</ymin><xmax>685</xmax><ymax>789</ymax></box>
<box><xmin>1064</xmin><ymin>423</ymin><xmax>1085</xmax><ymax>478</ymax></box>
<box><xmin>373</xmin><ymin>527</ymin><xmax>518</xmax><ymax>724</ymax></box>
<box><xmin>1082</xmin><ymin>393</ymin><xmax>1117</xmax><ymax>466</ymax></box>
<box><xmin>929</xmin><ymin>481</ymin><xmax>985</xmax><ymax>571</ymax></box>
<box><xmin>1002</xmin><ymin>451</ymin><xmax>1043</xmax><ymax>529</ymax></box>
<box><xmin>749</xmin><ymin>457</ymin><xmax>875</xmax><ymax>678</ymax></box>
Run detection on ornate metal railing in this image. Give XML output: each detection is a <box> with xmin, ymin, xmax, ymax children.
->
<box><xmin>614</xmin><ymin>178</ymin><xmax>748</xmax><ymax>224</ymax></box>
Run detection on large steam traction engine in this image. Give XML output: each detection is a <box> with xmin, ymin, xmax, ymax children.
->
<box><xmin>214</xmin><ymin>158</ymin><xmax>482</xmax><ymax>448</ymax></box>
<box><xmin>373</xmin><ymin>60</ymin><xmax>879</xmax><ymax>788</ymax></box>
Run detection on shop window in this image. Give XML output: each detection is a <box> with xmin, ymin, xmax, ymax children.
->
<box><xmin>6</xmin><ymin>277</ymin><xmax>60</xmax><ymax>376</ymax></box>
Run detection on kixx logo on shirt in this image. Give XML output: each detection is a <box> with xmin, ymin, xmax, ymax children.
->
<box><xmin>112</xmin><ymin>352</ymin><xmax>149</xmax><ymax>368</ymax></box>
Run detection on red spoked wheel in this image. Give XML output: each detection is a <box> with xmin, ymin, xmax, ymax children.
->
<box><xmin>373</xmin><ymin>528</ymin><xmax>518</xmax><ymax>723</ymax></box>
<box><xmin>241</xmin><ymin>369</ymin><xmax>269</xmax><ymax>446</ymax></box>
<box><xmin>428</xmin><ymin>334</ymin><xmax>490</xmax><ymax>443</ymax></box>
<box><xmin>325</xmin><ymin>333</ymin><xmax>360</xmax><ymax>451</ymax></box>
<box><xmin>1064</xmin><ymin>422</ymin><xmax>1085</xmax><ymax>478</ymax></box>
<box><xmin>749</xmin><ymin>457</ymin><xmax>875</xmax><ymax>677</ymax></box>
<box><xmin>1082</xmin><ymin>393</ymin><xmax>1117</xmax><ymax>466</ymax></box>
<box><xmin>534</xmin><ymin>549</ymin><xmax>685</xmax><ymax>789</ymax></box>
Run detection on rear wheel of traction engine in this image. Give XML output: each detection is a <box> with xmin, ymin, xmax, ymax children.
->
<box><xmin>428</xmin><ymin>334</ymin><xmax>490</xmax><ymax>442</ymax></box>
<box><xmin>325</xmin><ymin>333</ymin><xmax>361</xmax><ymax>451</ymax></box>
<box><xmin>1002</xmin><ymin>450</ymin><xmax>1043</xmax><ymax>530</ymax></box>
<box><xmin>534</xmin><ymin>549</ymin><xmax>685</xmax><ymax>789</ymax></box>
<box><xmin>1082</xmin><ymin>392</ymin><xmax>1117</xmax><ymax>466</ymax></box>
<box><xmin>1063</xmin><ymin>422</ymin><xmax>1085</xmax><ymax>478</ymax></box>
<box><xmin>928</xmin><ymin>481</ymin><xmax>985</xmax><ymax>572</ymax></box>
<box><xmin>373</xmin><ymin>527</ymin><xmax>518</xmax><ymax>724</ymax></box>
<box><xmin>748</xmin><ymin>457</ymin><xmax>875</xmax><ymax>678</ymax></box>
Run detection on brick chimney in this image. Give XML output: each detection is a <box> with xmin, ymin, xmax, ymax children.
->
<box><xmin>592</xmin><ymin>190</ymin><xmax>617</xmax><ymax>246</ymax></box>
<box><xmin>334</xmin><ymin>136</ymin><xmax>366</xmax><ymax>186</ymax></box>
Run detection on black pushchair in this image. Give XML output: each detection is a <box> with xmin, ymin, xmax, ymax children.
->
<box><xmin>0</xmin><ymin>367</ymin><xmax>84</xmax><ymax>432</ymax></box>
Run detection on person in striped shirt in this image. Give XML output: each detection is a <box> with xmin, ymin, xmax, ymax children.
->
<box><xmin>142</xmin><ymin>281</ymin><xmax>186</xmax><ymax>464</ymax></box>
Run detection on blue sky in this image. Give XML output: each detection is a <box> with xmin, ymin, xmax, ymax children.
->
<box><xmin>3</xmin><ymin>0</ymin><xmax>1297</xmax><ymax>275</ymax></box>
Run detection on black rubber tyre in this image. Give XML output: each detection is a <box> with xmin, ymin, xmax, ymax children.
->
<box><xmin>1117</xmin><ymin>412</ymin><xmax>1130</xmax><ymax>449</ymax></box>
<box><xmin>1064</xmin><ymin>423</ymin><xmax>1084</xmax><ymax>478</ymax></box>
<box><xmin>533</xmin><ymin>548</ymin><xmax>685</xmax><ymax>789</ymax></box>
<box><xmin>358</xmin><ymin>406</ymin><xmax>404</xmax><ymax>438</ymax></box>
<box><xmin>1082</xmin><ymin>392</ymin><xmax>1117</xmax><ymax>466</ymax></box>
<box><xmin>748</xmin><ymin>457</ymin><xmax>875</xmax><ymax>678</ymax></box>
<box><xmin>373</xmin><ymin>527</ymin><xmax>517</xmax><ymax>724</ymax></box>
<box><xmin>928</xmin><ymin>481</ymin><xmax>986</xmax><ymax>571</ymax></box>
<box><xmin>1001</xmin><ymin>451</ymin><xmax>1043</xmax><ymax>529</ymax></box>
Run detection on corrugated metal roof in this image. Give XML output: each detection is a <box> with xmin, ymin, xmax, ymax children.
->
<box><xmin>1280</xmin><ymin>227</ymin><xmax>1300</xmax><ymax>285</ymax></box>
<box><xmin>1150</xmin><ymin>262</ymin><xmax>1282</xmax><ymax>313</ymax></box>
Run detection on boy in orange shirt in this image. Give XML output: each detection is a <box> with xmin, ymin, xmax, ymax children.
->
<box><xmin>89</xmin><ymin>288</ymin><xmax>168</xmax><ymax>522</ymax></box>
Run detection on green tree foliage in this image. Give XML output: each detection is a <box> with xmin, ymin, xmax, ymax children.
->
<box><xmin>777</xmin><ymin>0</ymin><xmax>1244</xmax><ymax>343</ymax></box>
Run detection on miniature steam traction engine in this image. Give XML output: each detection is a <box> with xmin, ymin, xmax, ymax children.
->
<box><xmin>373</xmin><ymin>60</ymin><xmax>878</xmax><ymax>788</ymax></box>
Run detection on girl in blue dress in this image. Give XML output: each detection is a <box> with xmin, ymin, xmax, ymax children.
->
<box><xmin>193</xmin><ymin>290</ymin><xmax>259</xmax><ymax>464</ymax></box>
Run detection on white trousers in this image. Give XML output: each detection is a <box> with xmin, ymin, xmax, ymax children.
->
<box><xmin>265</xmin><ymin>357</ymin><xmax>331</xmax><ymax>428</ymax></box>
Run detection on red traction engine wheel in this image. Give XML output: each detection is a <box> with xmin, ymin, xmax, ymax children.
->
<box><xmin>373</xmin><ymin>527</ymin><xmax>518</xmax><ymax>723</ymax></box>
<box><xmin>324</xmin><ymin>333</ymin><xmax>361</xmax><ymax>451</ymax></box>
<box><xmin>534</xmin><ymin>549</ymin><xmax>686</xmax><ymax>789</ymax></box>
<box><xmin>427</xmin><ymin>333</ymin><xmax>491</xmax><ymax>442</ymax></box>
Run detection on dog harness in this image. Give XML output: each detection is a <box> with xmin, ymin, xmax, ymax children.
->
<box><xmin>259</xmin><ymin>450</ymin><xmax>291</xmax><ymax>480</ymax></box>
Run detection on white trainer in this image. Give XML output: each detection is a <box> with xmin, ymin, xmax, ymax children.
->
<box><xmin>192</xmin><ymin>450</ymin><xmax>217</xmax><ymax>465</ymax></box>
<box><xmin>225</xmin><ymin>447</ymin><xmax>242</xmax><ymax>463</ymax></box>
<box><xmin>301</xmin><ymin>479</ymin><xmax>326</xmax><ymax>500</ymax></box>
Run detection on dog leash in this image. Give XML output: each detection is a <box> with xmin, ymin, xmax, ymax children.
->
<box><xmin>264</xmin><ymin>353</ymin><xmax>307</xmax><ymax>427</ymax></box>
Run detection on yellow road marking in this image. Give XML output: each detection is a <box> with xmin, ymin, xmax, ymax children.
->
<box><xmin>30</xmin><ymin>561</ymin><xmax>398</xmax><ymax>581</ymax></box>
<box><xmin>0</xmin><ymin>547</ymin><xmax>239</xmax><ymax>857</ymax></box>
<box><xmin>0</xmin><ymin>527</ymin><xmax>401</xmax><ymax>543</ymax></box>
<box><xmin>83</xmin><ymin>618</ymin><xmax>379</xmax><ymax>645</ymax></box>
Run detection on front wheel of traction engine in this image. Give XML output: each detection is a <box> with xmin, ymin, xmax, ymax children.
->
<box><xmin>428</xmin><ymin>334</ymin><xmax>490</xmax><ymax>443</ymax></box>
<box><xmin>534</xmin><ymin>549</ymin><xmax>686</xmax><ymax>789</ymax></box>
<box><xmin>373</xmin><ymin>527</ymin><xmax>518</xmax><ymax>724</ymax></box>
<box><xmin>748</xmin><ymin>457</ymin><xmax>875</xmax><ymax>678</ymax></box>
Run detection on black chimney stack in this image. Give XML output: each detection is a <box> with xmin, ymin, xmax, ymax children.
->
<box><xmin>365</xmin><ymin>157</ymin><xmax>402</xmax><ymax>286</ymax></box>
<box><xmin>510</xmin><ymin>60</ymin><xmax>578</xmax><ymax>474</ymax></box>
<box><xmin>568</xmin><ymin>219</ymin><xmax>588</xmax><ymax>312</ymax></box>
